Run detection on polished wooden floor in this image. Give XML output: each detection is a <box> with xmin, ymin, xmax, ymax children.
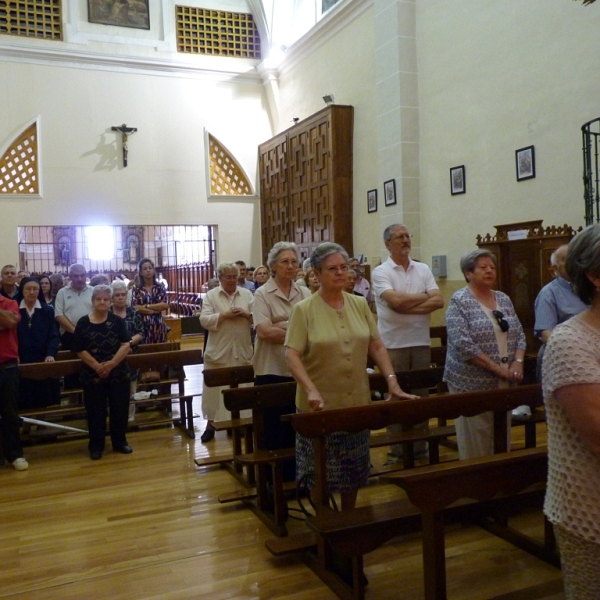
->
<box><xmin>1</xmin><ymin>347</ymin><xmax>564</xmax><ymax>599</ymax></box>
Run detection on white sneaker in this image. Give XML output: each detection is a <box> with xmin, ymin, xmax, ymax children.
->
<box><xmin>12</xmin><ymin>458</ymin><xmax>28</xmax><ymax>471</ymax></box>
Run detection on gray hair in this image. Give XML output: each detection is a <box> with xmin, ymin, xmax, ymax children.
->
<box><xmin>347</xmin><ymin>269</ymin><xmax>357</xmax><ymax>277</ymax></box>
<box><xmin>566</xmin><ymin>224</ymin><xmax>600</xmax><ymax>304</ymax></box>
<box><xmin>267</xmin><ymin>242</ymin><xmax>300</xmax><ymax>271</ymax></box>
<box><xmin>110</xmin><ymin>279</ymin><xmax>128</xmax><ymax>293</ymax></box>
<box><xmin>90</xmin><ymin>273</ymin><xmax>109</xmax><ymax>286</ymax></box>
<box><xmin>92</xmin><ymin>284</ymin><xmax>113</xmax><ymax>300</ymax></box>
<box><xmin>550</xmin><ymin>244</ymin><xmax>568</xmax><ymax>267</ymax></box>
<box><xmin>383</xmin><ymin>224</ymin><xmax>407</xmax><ymax>243</ymax></box>
<box><xmin>69</xmin><ymin>263</ymin><xmax>86</xmax><ymax>275</ymax></box>
<box><xmin>216</xmin><ymin>262</ymin><xmax>239</xmax><ymax>277</ymax></box>
<box><xmin>310</xmin><ymin>242</ymin><xmax>350</xmax><ymax>270</ymax></box>
<box><xmin>460</xmin><ymin>249</ymin><xmax>497</xmax><ymax>282</ymax></box>
<box><xmin>49</xmin><ymin>273</ymin><xmax>64</xmax><ymax>284</ymax></box>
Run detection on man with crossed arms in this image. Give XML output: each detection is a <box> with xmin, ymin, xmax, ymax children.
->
<box><xmin>372</xmin><ymin>224</ymin><xmax>444</xmax><ymax>462</ymax></box>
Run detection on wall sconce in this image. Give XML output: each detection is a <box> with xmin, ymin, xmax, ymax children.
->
<box><xmin>323</xmin><ymin>94</ymin><xmax>335</xmax><ymax>106</ymax></box>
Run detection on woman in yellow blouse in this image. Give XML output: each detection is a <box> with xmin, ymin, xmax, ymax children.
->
<box><xmin>285</xmin><ymin>242</ymin><xmax>417</xmax><ymax>510</ymax></box>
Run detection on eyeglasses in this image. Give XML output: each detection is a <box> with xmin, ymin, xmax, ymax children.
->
<box><xmin>492</xmin><ymin>310</ymin><xmax>509</xmax><ymax>333</ymax></box>
<box><xmin>325</xmin><ymin>265</ymin><xmax>349</xmax><ymax>274</ymax></box>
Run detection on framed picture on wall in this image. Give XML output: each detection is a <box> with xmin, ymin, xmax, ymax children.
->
<box><xmin>88</xmin><ymin>0</ymin><xmax>150</xmax><ymax>29</ymax></box>
<box><xmin>516</xmin><ymin>145</ymin><xmax>535</xmax><ymax>181</ymax></box>
<box><xmin>384</xmin><ymin>179</ymin><xmax>397</xmax><ymax>206</ymax></box>
<box><xmin>367</xmin><ymin>189</ymin><xmax>377</xmax><ymax>213</ymax></box>
<box><xmin>450</xmin><ymin>165</ymin><xmax>466</xmax><ymax>195</ymax></box>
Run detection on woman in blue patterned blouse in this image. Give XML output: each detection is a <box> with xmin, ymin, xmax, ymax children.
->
<box><xmin>443</xmin><ymin>249</ymin><xmax>526</xmax><ymax>459</ymax></box>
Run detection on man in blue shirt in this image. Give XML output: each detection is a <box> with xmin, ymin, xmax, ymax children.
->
<box><xmin>534</xmin><ymin>244</ymin><xmax>588</xmax><ymax>380</ymax></box>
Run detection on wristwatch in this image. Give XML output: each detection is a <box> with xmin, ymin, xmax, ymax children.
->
<box><xmin>515</xmin><ymin>358</ymin><xmax>524</xmax><ymax>364</ymax></box>
<box><xmin>146</xmin><ymin>303</ymin><xmax>150</xmax><ymax>309</ymax></box>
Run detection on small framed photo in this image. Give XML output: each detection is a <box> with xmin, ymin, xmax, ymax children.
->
<box><xmin>367</xmin><ymin>189</ymin><xmax>377</xmax><ymax>213</ymax></box>
<box><xmin>450</xmin><ymin>165</ymin><xmax>466</xmax><ymax>195</ymax></box>
<box><xmin>516</xmin><ymin>145</ymin><xmax>535</xmax><ymax>181</ymax></box>
<box><xmin>384</xmin><ymin>179</ymin><xmax>397</xmax><ymax>206</ymax></box>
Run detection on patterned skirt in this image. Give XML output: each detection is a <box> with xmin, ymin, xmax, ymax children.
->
<box><xmin>295</xmin><ymin>411</ymin><xmax>370</xmax><ymax>494</ymax></box>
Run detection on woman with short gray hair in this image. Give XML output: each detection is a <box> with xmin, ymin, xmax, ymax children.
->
<box><xmin>286</xmin><ymin>242</ymin><xmax>417</xmax><ymax>510</ymax></box>
<box><xmin>73</xmin><ymin>284</ymin><xmax>132</xmax><ymax>460</ymax></box>
<box><xmin>253</xmin><ymin>241</ymin><xmax>310</xmax><ymax>477</ymax></box>
<box><xmin>459</xmin><ymin>249</ymin><xmax>497</xmax><ymax>282</ymax></box>
<box><xmin>200</xmin><ymin>262</ymin><xmax>254</xmax><ymax>443</ymax></box>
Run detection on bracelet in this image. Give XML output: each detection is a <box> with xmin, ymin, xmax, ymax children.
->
<box><xmin>386</xmin><ymin>374</ymin><xmax>397</xmax><ymax>380</ymax></box>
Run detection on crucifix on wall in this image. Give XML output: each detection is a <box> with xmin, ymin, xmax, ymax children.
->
<box><xmin>111</xmin><ymin>123</ymin><xmax>137</xmax><ymax>167</ymax></box>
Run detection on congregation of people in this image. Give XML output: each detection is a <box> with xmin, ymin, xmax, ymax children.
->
<box><xmin>2</xmin><ymin>225</ymin><xmax>600</xmax><ymax>597</ymax></box>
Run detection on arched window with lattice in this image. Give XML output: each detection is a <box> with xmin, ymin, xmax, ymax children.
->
<box><xmin>0</xmin><ymin>119</ymin><xmax>40</xmax><ymax>196</ymax></box>
<box><xmin>207</xmin><ymin>133</ymin><xmax>255</xmax><ymax>197</ymax></box>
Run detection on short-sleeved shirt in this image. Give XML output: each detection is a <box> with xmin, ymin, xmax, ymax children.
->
<box><xmin>73</xmin><ymin>313</ymin><xmax>130</xmax><ymax>384</ymax></box>
<box><xmin>285</xmin><ymin>292</ymin><xmax>379</xmax><ymax>412</ymax></box>
<box><xmin>542</xmin><ymin>316</ymin><xmax>600</xmax><ymax>543</ymax></box>
<box><xmin>372</xmin><ymin>257</ymin><xmax>438</xmax><ymax>349</ymax></box>
<box><xmin>253</xmin><ymin>277</ymin><xmax>310</xmax><ymax>377</ymax></box>
<box><xmin>54</xmin><ymin>284</ymin><xmax>94</xmax><ymax>334</ymax></box>
<box><xmin>534</xmin><ymin>276</ymin><xmax>587</xmax><ymax>338</ymax></box>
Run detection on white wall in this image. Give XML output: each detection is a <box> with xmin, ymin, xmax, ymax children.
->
<box><xmin>0</xmin><ymin>61</ymin><xmax>270</xmax><ymax>267</ymax></box>
<box><xmin>276</xmin><ymin>4</ymin><xmax>381</xmax><ymax>263</ymax></box>
<box><xmin>417</xmin><ymin>0</ymin><xmax>600</xmax><ymax>280</ymax></box>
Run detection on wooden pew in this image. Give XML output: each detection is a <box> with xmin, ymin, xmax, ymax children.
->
<box><xmin>18</xmin><ymin>348</ymin><xmax>202</xmax><ymax>440</ymax></box>
<box><xmin>194</xmin><ymin>365</ymin><xmax>255</xmax><ymax>485</ymax></box>
<box><xmin>222</xmin><ymin>382</ymin><xmax>297</xmax><ymax>537</ymax></box>
<box><xmin>268</xmin><ymin>383</ymin><xmax>553</xmax><ymax>600</ymax></box>
<box><xmin>217</xmin><ymin>368</ymin><xmax>453</xmax><ymax>533</ymax></box>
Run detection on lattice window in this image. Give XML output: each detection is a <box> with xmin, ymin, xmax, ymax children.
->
<box><xmin>0</xmin><ymin>0</ymin><xmax>62</xmax><ymax>40</ymax></box>
<box><xmin>208</xmin><ymin>134</ymin><xmax>253</xmax><ymax>196</ymax></box>
<box><xmin>176</xmin><ymin>6</ymin><xmax>261</xmax><ymax>58</ymax></box>
<box><xmin>0</xmin><ymin>122</ymin><xmax>39</xmax><ymax>195</ymax></box>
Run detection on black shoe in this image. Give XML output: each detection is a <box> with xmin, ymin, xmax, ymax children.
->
<box><xmin>200</xmin><ymin>429</ymin><xmax>215</xmax><ymax>443</ymax></box>
<box><xmin>90</xmin><ymin>451</ymin><xmax>103</xmax><ymax>460</ymax></box>
<box><xmin>113</xmin><ymin>445</ymin><xmax>133</xmax><ymax>454</ymax></box>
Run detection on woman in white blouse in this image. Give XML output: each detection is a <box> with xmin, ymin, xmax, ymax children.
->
<box><xmin>543</xmin><ymin>224</ymin><xmax>600</xmax><ymax>599</ymax></box>
<box><xmin>199</xmin><ymin>263</ymin><xmax>253</xmax><ymax>443</ymax></box>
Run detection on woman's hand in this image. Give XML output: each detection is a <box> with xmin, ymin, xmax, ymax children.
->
<box><xmin>507</xmin><ymin>360</ymin><xmax>524</xmax><ymax>383</ymax></box>
<box><xmin>386</xmin><ymin>379</ymin><xmax>419</xmax><ymax>401</ymax></box>
<box><xmin>44</xmin><ymin>356</ymin><xmax>55</xmax><ymax>363</ymax></box>
<box><xmin>96</xmin><ymin>361</ymin><xmax>114</xmax><ymax>378</ymax></box>
<box><xmin>231</xmin><ymin>307</ymin><xmax>251</xmax><ymax>320</ymax></box>
<box><xmin>307</xmin><ymin>389</ymin><xmax>325</xmax><ymax>411</ymax></box>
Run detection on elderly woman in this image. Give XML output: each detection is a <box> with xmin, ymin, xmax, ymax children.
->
<box><xmin>73</xmin><ymin>285</ymin><xmax>132</xmax><ymax>460</ymax></box>
<box><xmin>303</xmin><ymin>267</ymin><xmax>320</xmax><ymax>294</ymax></box>
<box><xmin>132</xmin><ymin>257</ymin><xmax>169</xmax><ymax>344</ymax></box>
<box><xmin>199</xmin><ymin>263</ymin><xmax>254</xmax><ymax>443</ymax></box>
<box><xmin>253</xmin><ymin>265</ymin><xmax>269</xmax><ymax>290</ymax></box>
<box><xmin>542</xmin><ymin>225</ymin><xmax>600</xmax><ymax>598</ymax></box>
<box><xmin>286</xmin><ymin>242</ymin><xmax>417</xmax><ymax>510</ymax></box>
<box><xmin>444</xmin><ymin>249</ymin><xmax>526</xmax><ymax>459</ymax></box>
<box><xmin>16</xmin><ymin>277</ymin><xmax>60</xmax><ymax>410</ymax></box>
<box><xmin>253</xmin><ymin>242</ymin><xmax>310</xmax><ymax>476</ymax></box>
<box><xmin>110</xmin><ymin>280</ymin><xmax>145</xmax><ymax>421</ymax></box>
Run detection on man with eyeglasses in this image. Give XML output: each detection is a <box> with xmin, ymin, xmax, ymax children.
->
<box><xmin>372</xmin><ymin>224</ymin><xmax>444</xmax><ymax>463</ymax></box>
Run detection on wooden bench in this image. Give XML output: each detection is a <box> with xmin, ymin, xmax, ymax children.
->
<box><xmin>382</xmin><ymin>448</ymin><xmax>556</xmax><ymax>600</ymax></box>
<box><xmin>268</xmin><ymin>383</ymin><xmax>552</xmax><ymax>600</ymax></box>
<box><xmin>194</xmin><ymin>365</ymin><xmax>255</xmax><ymax>485</ymax></box>
<box><xmin>222</xmin><ymin>381</ymin><xmax>297</xmax><ymax>537</ymax></box>
<box><xmin>18</xmin><ymin>347</ymin><xmax>203</xmax><ymax>440</ymax></box>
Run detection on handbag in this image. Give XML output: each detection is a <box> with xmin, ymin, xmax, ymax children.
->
<box><xmin>139</xmin><ymin>370</ymin><xmax>161</xmax><ymax>384</ymax></box>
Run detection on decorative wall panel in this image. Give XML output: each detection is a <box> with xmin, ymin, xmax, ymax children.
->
<box><xmin>208</xmin><ymin>134</ymin><xmax>253</xmax><ymax>196</ymax></box>
<box><xmin>259</xmin><ymin>105</ymin><xmax>353</xmax><ymax>262</ymax></box>
<box><xmin>0</xmin><ymin>122</ymin><xmax>38</xmax><ymax>195</ymax></box>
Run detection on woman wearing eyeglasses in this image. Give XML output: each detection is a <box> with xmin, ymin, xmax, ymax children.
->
<box><xmin>444</xmin><ymin>249</ymin><xmax>526</xmax><ymax>459</ymax></box>
<box><xmin>286</xmin><ymin>242</ymin><xmax>417</xmax><ymax>510</ymax></box>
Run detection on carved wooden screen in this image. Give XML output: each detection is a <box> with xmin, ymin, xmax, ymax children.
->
<box><xmin>477</xmin><ymin>221</ymin><xmax>579</xmax><ymax>350</ymax></box>
<box><xmin>0</xmin><ymin>121</ymin><xmax>39</xmax><ymax>195</ymax></box>
<box><xmin>259</xmin><ymin>105</ymin><xmax>353</xmax><ymax>262</ymax></box>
